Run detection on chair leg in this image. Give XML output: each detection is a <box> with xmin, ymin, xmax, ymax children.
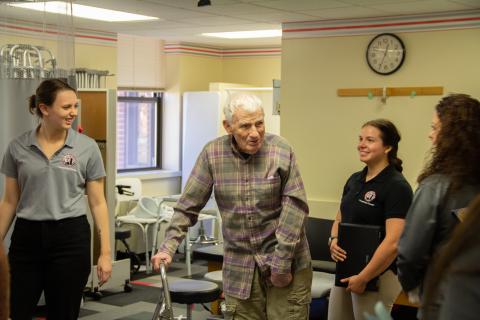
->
<box><xmin>186</xmin><ymin>304</ymin><xmax>193</xmax><ymax>320</ymax></box>
<box><xmin>121</xmin><ymin>239</ymin><xmax>141</xmax><ymax>273</ymax></box>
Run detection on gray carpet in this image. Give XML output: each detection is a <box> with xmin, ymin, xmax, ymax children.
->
<box><xmin>78</xmin><ymin>260</ymin><xmax>214</xmax><ymax>320</ymax></box>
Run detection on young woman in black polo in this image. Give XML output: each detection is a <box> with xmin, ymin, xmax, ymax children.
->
<box><xmin>328</xmin><ymin>119</ymin><xmax>413</xmax><ymax>320</ymax></box>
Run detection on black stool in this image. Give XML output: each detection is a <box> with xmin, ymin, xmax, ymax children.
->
<box><xmin>115</xmin><ymin>226</ymin><xmax>141</xmax><ymax>273</ymax></box>
<box><xmin>169</xmin><ymin>279</ymin><xmax>221</xmax><ymax>320</ymax></box>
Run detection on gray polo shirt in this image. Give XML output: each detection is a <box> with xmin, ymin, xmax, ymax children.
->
<box><xmin>1</xmin><ymin>128</ymin><xmax>106</xmax><ymax>220</ymax></box>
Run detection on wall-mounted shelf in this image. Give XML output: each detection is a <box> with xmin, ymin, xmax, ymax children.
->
<box><xmin>337</xmin><ymin>86</ymin><xmax>443</xmax><ymax>98</ymax></box>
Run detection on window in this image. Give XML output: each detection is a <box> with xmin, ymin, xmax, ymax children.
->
<box><xmin>117</xmin><ymin>91</ymin><xmax>162</xmax><ymax>171</ymax></box>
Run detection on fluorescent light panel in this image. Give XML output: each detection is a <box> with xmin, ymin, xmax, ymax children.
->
<box><xmin>8</xmin><ymin>1</ymin><xmax>159</xmax><ymax>22</ymax></box>
<box><xmin>202</xmin><ymin>29</ymin><xmax>282</xmax><ymax>39</ymax></box>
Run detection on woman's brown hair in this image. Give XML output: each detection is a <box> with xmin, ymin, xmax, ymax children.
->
<box><xmin>418</xmin><ymin>94</ymin><xmax>480</xmax><ymax>190</ymax></box>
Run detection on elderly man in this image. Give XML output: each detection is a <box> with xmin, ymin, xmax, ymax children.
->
<box><xmin>151</xmin><ymin>92</ymin><xmax>312</xmax><ymax>319</ymax></box>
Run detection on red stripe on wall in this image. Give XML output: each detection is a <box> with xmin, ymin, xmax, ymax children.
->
<box><xmin>224</xmin><ymin>49</ymin><xmax>281</xmax><ymax>54</ymax></box>
<box><xmin>165</xmin><ymin>47</ymin><xmax>281</xmax><ymax>56</ymax></box>
<box><xmin>164</xmin><ymin>46</ymin><xmax>223</xmax><ymax>55</ymax></box>
<box><xmin>283</xmin><ymin>16</ymin><xmax>480</xmax><ymax>33</ymax></box>
<box><xmin>2</xmin><ymin>23</ymin><xmax>117</xmax><ymax>42</ymax></box>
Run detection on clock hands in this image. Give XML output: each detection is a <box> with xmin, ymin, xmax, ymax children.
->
<box><xmin>379</xmin><ymin>44</ymin><xmax>390</xmax><ymax>70</ymax></box>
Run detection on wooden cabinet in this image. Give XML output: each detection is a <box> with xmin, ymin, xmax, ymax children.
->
<box><xmin>78</xmin><ymin>91</ymin><xmax>107</xmax><ymax>141</ymax></box>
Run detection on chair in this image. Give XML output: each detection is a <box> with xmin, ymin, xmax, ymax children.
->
<box><xmin>116</xmin><ymin>196</ymin><xmax>171</xmax><ymax>274</ymax></box>
<box><xmin>115</xmin><ymin>178</ymin><xmax>143</xmax><ymax>273</ymax></box>
<box><xmin>306</xmin><ymin>217</ymin><xmax>336</xmax><ymax>319</ymax></box>
<box><xmin>305</xmin><ymin>217</ymin><xmax>336</xmax><ymax>273</ymax></box>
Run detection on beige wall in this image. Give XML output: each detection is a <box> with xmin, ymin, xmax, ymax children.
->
<box><xmin>75</xmin><ymin>43</ymin><xmax>117</xmax><ymax>88</ymax></box>
<box><xmin>179</xmin><ymin>55</ymin><xmax>223</xmax><ymax>92</ymax></box>
<box><xmin>281</xmin><ymin>28</ymin><xmax>480</xmax><ymax>219</ymax></box>
<box><xmin>222</xmin><ymin>56</ymin><xmax>281</xmax><ymax>87</ymax></box>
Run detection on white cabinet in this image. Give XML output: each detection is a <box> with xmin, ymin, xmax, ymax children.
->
<box><xmin>117</xmin><ymin>34</ymin><xmax>164</xmax><ymax>88</ymax></box>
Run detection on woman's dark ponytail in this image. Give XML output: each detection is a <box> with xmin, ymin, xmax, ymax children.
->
<box><xmin>388</xmin><ymin>151</ymin><xmax>404</xmax><ymax>173</ymax></box>
<box><xmin>28</xmin><ymin>94</ymin><xmax>41</xmax><ymax>117</ymax></box>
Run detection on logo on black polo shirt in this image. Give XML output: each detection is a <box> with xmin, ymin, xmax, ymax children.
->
<box><xmin>364</xmin><ymin>191</ymin><xmax>376</xmax><ymax>202</ymax></box>
<box><xmin>62</xmin><ymin>153</ymin><xmax>77</xmax><ymax>167</ymax></box>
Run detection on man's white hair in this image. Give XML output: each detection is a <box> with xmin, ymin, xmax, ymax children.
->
<box><xmin>223</xmin><ymin>92</ymin><xmax>263</xmax><ymax>123</ymax></box>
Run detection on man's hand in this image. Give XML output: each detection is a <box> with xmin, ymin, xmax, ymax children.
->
<box><xmin>151</xmin><ymin>251</ymin><xmax>172</xmax><ymax>272</ymax></box>
<box><xmin>340</xmin><ymin>274</ymin><xmax>368</xmax><ymax>294</ymax></box>
<box><xmin>97</xmin><ymin>253</ymin><xmax>112</xmax><ymax>287</ymax></box>
<box><xmin>270</xmin><ymin>272</ymin><xmax>293</xmax><ymax>288</ymax></box>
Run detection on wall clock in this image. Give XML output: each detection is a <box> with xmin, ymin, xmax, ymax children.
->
<box><xmin>366</xmin><ymin>33</ymin><xmax>405</xmax><ymax>75</ymax></box>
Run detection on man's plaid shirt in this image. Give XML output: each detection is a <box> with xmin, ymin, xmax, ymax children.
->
<box><xmin>159</xmin><ymin>133</ymin><xmax>311</xmax><ymax>299</ymax></box>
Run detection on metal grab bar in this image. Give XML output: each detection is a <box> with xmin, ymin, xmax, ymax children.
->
<box><xmin>152</xmin><ymin>263</ymin><xmax>175</xmax><ymax>320</ymax></box>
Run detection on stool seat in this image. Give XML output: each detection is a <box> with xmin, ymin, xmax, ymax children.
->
<box><xmin>311</xmin><ymin>271</ymin><xmax>335</xmax><ymax>298</ymax></box>
<box><xmin>204</xmin><ymin>270</ymin><xmax>223</xmax><ymax>289</ymax></box>
<box><xmin>169</xmin><ymin>279</ymin><xmax>221</xmax><ymax>304</ymax></box>
<box><xmin>115</xmin><ymin>227</ymin><xmax>131</xmax><ymax>241</ymax></box>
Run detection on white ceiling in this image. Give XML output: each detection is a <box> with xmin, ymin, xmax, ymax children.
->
<box><xmin>2</xmin><ymin>0</ymin><xmax>480</xmax><ymax>47</ymax></box>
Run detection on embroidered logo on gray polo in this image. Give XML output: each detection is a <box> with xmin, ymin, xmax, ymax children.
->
<box><xmin>62</xmin><ymin>153</ymin><xmax>77</xmax><ymax>167</ymax></box>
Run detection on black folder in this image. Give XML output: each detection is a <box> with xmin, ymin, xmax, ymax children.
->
<box><xmin>334</xmin><ymin>223</ymin><xmax>383</xmax><ymax>291</ymax></box>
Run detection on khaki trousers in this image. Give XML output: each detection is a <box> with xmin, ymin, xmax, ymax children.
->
<box><xmin>327</xmin><ymin>270</ymin><xmax>401</xmax><ymax>320</ymax></box>
<box><xmin>224</xmin><ymin>265</ymin><xmax>312</xmax><ymax>320</ymax></box>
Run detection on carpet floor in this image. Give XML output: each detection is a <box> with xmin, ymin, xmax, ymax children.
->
<box><xmin>33</xmin><ymin>257</ymin><xmax>215</xmax><ymax>320</ymax></box>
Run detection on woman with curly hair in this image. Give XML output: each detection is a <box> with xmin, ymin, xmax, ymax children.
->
<box><xmin>422</xmin><ymin>194</ymin><xmax>480</xmax><ymax>320</ymax></box>
<box><xmin>397</xmin><ymin>93</ymin><xmax>480</xmax><ymax>318</ymax></box>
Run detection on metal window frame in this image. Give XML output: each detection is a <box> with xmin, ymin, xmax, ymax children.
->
<box><xmin>117</xmin><ymin>93</ymin><xmax>162</xmax><ymax>173</ymax></box>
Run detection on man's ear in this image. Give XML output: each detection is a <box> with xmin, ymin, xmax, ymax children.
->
<box><xmin>223</xmin><ymin>120</ymin><xmax>232</xmax><ymax>134</ymax></box>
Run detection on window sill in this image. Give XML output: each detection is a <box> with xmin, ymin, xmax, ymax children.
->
<box><xmin>117</xmin><ymin>170</ymin><xmax>181</xmax><ymax>181</ymax></box>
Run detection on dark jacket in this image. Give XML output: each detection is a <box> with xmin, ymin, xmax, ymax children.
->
<box><xmin>397</xmin><ymin>174</ymin><xmax>480</xmax><ymax>292</ymax></box>
<box><xmin>424</xmin><ymin>235</ymin><xmax>480</xmax><ymax>320</ymax></box>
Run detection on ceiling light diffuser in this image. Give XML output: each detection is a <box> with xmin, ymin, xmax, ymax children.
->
<box><xmin>202</xmin><ymin>29</ymin><xmax>282</xmax><ymax>39</ymax></box>
<box><xmin>7</xmin><ymin>1</ymin><xmax>159</xmax><ymax>22</ymax></box>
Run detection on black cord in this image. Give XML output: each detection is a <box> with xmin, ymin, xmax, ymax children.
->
<box><xmin>201</xmin><ymin>303</ymin><xmax>212</xmax><ymax>313</ymax></box>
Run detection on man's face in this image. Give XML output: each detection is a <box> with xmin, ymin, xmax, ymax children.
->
<box><xmin>223</xmin><ymin>108</ymin><xmax>265</xmax><ymax>155</ymax></box>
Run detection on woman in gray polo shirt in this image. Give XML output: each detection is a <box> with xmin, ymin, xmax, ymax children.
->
<box><xmin>0</xmin><ymin>79</ymin><xmax>112</xmax><ymax>320</ymax></box>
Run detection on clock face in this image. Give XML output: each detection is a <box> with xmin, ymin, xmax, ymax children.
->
<box><xmin>366</xmin><ymin>33</ymin><xmax>405</xmax><ymax>75</ymax></box>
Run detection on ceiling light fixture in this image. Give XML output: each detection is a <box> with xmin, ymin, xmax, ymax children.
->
<box><xmin>7</xmin><ymin>1</ymin><xmax>159</xmax><ymax>22</ymax></box>
<box><xmin>197</xmin><ymin>0</ymin><xmax>211</xmax><ymax>7</ymax></box>
<box><xmin>202</xmin><ymin>29</ymin><xmax>282</xmax><ymax>39</ymax></box>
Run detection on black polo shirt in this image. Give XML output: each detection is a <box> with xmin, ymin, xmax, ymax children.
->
<box><xmin>340</xmin><ymin>165</ymin><xmax>413</xmax><ymax>227</ymax></box>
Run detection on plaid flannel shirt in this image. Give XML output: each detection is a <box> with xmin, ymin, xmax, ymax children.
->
<box><xmin>159</xmin><ymin>133</ymin><xmax>310</xmax><ymax>299</ymax></box>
